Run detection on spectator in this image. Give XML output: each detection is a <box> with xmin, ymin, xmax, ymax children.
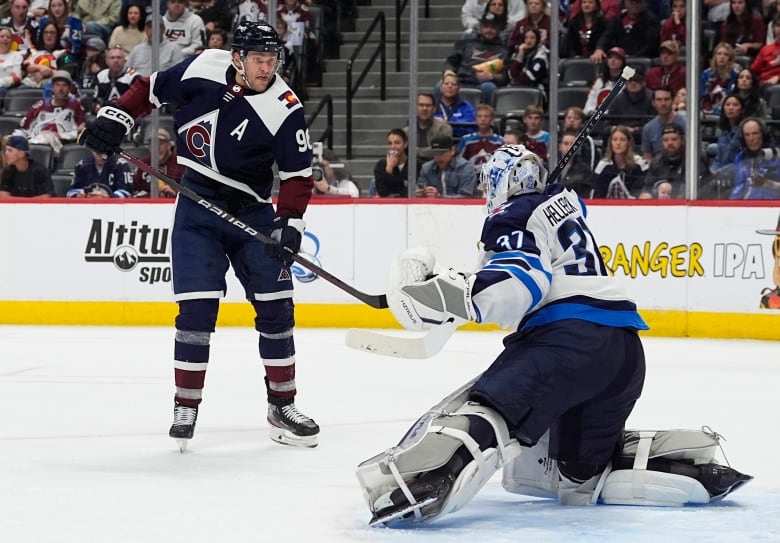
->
<box><xmin>461</xmin><ymin>0</ymin><xmax>526</xmax><ymax>39</ymax></box>
<box><xmin>557</xmin><ymin>128</ymin><xmax>595</xmax><ymax>198</ymax></box>
<box><xmin>508</xmin><ymin>25</ymin><xmax>549</xmax><ymax>90</ymax></box>
<box><xmin>0</xmin><ymin>26</ymin><xmax>24</xmax><ymax>103</ymax></box>
<box><xmin>568</xmin><ymin>0</ymin><xmax>620</xmax><ymax>21</ymax></box>
<box><xmin>709</xmin><ymin>94</ymin><xmax>746</xmax><ymax>177</ymax></box>
<box><xmin>373</xmin><ymin>128</ymin><xmax>411</xmax><ymax>198</ymax></box>
<box><xmin>641</xmin><ymin>86</ymin><xmax>686</xmax><ymax>163</ymax></box>
<box><xmin>765</xmin><ymin>0</ymin><xmax>780</xmax><ymax>42</ymax></box>
<box><xmin>109</xmin><ymin>1</ymin><xmax>147</xmax><ymax>58</ymax></box>
<box><xmin>562</xmin><ymin>106</ymin><xmax>599</xmax><ymax>169</ymax></box>
<box><xmin>77</xmin><ymin>37</ymin><xmax>107</xmax><ymax>95</ymax></box>
<box><xmin>187</xmin><ymin>0</ymin><xmax>232</xmax><ymax>34</ymax></box>
<box><xmin>163</xmin><ymin>0</ymin><xmax>206</xmax><ymax>57</ymax></box>
<box><xmin>672</xmin><ymin>87</ymin><xmax>686</xmax><ymax>112</ymax></box>
<box><xmin>415</xmin><ymin>135</ymin><xmax>477</xmax><ymax>198</ymax></box>
<box><xmin>706</xmin><ymin>0</ymin><xmax>731</xmax><ymax>27</ymax></box>
<box><xmin>19</xmin><ymin>21</ymin><xmax>59</xmax><ymax>90</ymax></box>
<box><xmin>94</xmin><ymin>45</ymin><xmax>142</xmax><ymax>110</ymax></box>
<box><xmin>16</xmin><ymin>70</ymin><xmax>84</xmax><ymax>154</ymax></box>
<box><xmin>522</xmin><ymin>104</ymin><xmax>549</xmax><ymax>162</ymax></box>
<box><xmin>502</xmin><ymin>125</ymin><xmax>528</xmax><ymax>145</ymax></box>
<box><xmin>733</xmin><ymin>67</ymin><xmax>769</xmax><ymax>117</ymax></box>
<box><xmin>592</xmin><ymin>124</ymin><xmax>649</xmax><ymax>198</ymax></box>
<box><xmin>206</xmin><ymin>27</ymin><xmax>227</xmax><ymax>50</ymax></box>
<box><xmin>729</xmin><ymin>117</ymin><xmax>780</xmax><ymax>199</ymax></box>
<box><xmin>463</xmin><ymin>0</ymin><xmax>511</xmax><ymax>44</ymax></box>
<box><xmin>645</xmin><ymin>40</ymin><xmax>686</xmax><ymax>95</ymax></box>
<box><xmin>1</xmin><ymin>0</ymin><xmax>36</xmax><ymax>52</ymax></box>
<box><xmin>509</xmin><ymin>0</ymin><xmax>551</xmax><ymax>47</ymax></box>
<box><xmin>640</xmin><ymin>123</ymin><xmax>700</xmax><ymax>198</ymax></box>
<box><xmin>127</xmin><ymin>18</ymin><xmax>184</xmax><ymax>76</ymax></box>
<box><xmin>67</xmin><ymin>149</ymin><xmax>133</xmax><ymax>198</ymax></box>
<box><xmin>564</xmin><ymin>0</ymin><xmax>607</xmax><ymax>58</ymax></box>
<box><xmin>311</xmin><ymin>148</ymin><xmax>360</xmax><ymax>198</ymax></box>
<box><xmin>590</xmin><ymin>0</ymin><xmax>661</xmax><ymax>63</ymax></box>
<box><xmin>132</xmin><ymin>128</ymin><xmax>183</xmax><ymax>198</ymax></box>
<box><xmin>74</xmin><ymin>0</ymin><xmax>121</xmax><ymax>43</ymax></box>
<box><xmin>36</xmin><ymin>0</ymin><xmax>84</xmax><ymax>58</ymax></box>
<box><xmin>583</xmin><ymin>46</ymin><xmax>626</xmax><ymax>116</ymax></box>
<box><xmin>443</xmin><ymin>12</ymin><xmax>509</xmax><ymax>107</ymax></box>
<box><xmin>660</xmin><ymin>0</ymin><xmax>686</xmax><ymax>45</ymax></box>
<box><xmin>434</xmin><ymin>73</ymin><xmax>477</xmax><ymax>139</ymax></box>
<box><xmin>605</xmin><ymin>64</ymin><xmax>654</xmax><ymax>144</ymax></box>
<box><xmin>721</xmin><ymin>0</ymin><xmax>766</xmax><ymax>58</ymax></box>
<box><xmin>457</xmin><ymin>103</ymin><xmax>503</xmax><ymax>176</ymax></box>
<box><xmin>405</xmin><ymin>92</ymin><xmax>453</xmax><ymax>162</ymax></box>
<box><xmin>0</xmin><ymin>134</ymin><xmax>52</xmax><ymax>197</ymax></box>
<box><xmin>700</xmin><ymin>42</ymin><xmax>740</xmax><ymax>115</ymax></box>
<box><xmin>750</xmin><ymin>14</ymin><xmax>780</xmax><ymax>85</ymax></box>
<box><xmin>273</xmin><ymin>19</ymin><xmax>297</xmax><ymax>85</ymax></box>
<box><xmin>277</xmin><ymin>0</ymin><xmax>319</xmax><ymax>83</ymax></box>
<box><xmin>235</xmin><ymin>0</ymin><xmax>268</xmax><ymax>26</ymax></box>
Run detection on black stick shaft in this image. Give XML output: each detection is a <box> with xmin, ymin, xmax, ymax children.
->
<box><xmin>120</xmin><ymin>150</ymin><xmax>389</xmax><ymax>309</ymax></box>
<box><xmin>547</xmin><ymin>66</ymin><xmax>635</xmax><ymax>184</ymax></box>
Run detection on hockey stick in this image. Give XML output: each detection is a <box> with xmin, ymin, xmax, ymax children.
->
<box><xmin>345</xmin><ymin>66</ymin><xmax>636</xmax><ymax>359</ymax></box>
<box><xmin>118</xmin><ymin>150</ymin><xmax>388</xmax><ymax>309</ymax></box>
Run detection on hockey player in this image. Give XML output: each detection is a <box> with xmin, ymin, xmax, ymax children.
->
<box><xmin>356</xmin><ymin>144</ymin><xmax>751</xmax><ymax>525</ymax></box>
<box><xmin>78</xmin><ymin>21</ymin><xmax>320</xmax><ymax>449</ymax></box>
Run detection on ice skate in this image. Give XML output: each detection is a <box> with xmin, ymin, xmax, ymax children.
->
<box><xmin>369</xmin><ymin>465</ymin><xmax>458</xmax><ymax>526</ymax></box>
<box><xmin>169</xmin><ymin>403</ymin><xmax>198</xmax><ymax>452</ymax></box>
<box><xmin>267</xmin><ymin>398</ymin><xmax>319</xmax><ymax>448</ymax></box>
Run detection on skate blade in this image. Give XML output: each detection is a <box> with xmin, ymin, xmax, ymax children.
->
<box><xmin>174</xmin><ymin>438</ymin><xmax>190</xmax><ymax>453</ymax></box>
<box><xmin>368</xmin><ymin>496</ymin><xmax>438</xmax><ymax>527</ymax></box>
<box><xmin>269</xmin><ymin>426</ymin><xmax>318</xmax><ymax>448</ymax></box>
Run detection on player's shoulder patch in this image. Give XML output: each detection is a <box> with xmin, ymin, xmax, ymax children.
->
<box><xmin>243</xmin><ymin>77</ymin><xmax>303</xmax><ymax>135</ymax></box>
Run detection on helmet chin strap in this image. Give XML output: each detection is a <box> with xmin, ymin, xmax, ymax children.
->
<box><xmin>234</xmin><ymin>56</ymin><xmax>258</xmax><ymax>92</ymax></box>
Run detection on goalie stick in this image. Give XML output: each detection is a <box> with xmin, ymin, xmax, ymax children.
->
<box><xmin>118</xmin><ymin>150</ymin><xmax>388</xmax><ymax>309</ymax></box>
<box><xmin>345</xmin><ymin>66</ymin><xmax>636</xmax><ymax>359</ymax></box>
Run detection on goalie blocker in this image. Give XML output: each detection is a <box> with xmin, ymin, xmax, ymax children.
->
<box><xmin>357</xmin><ymin>383</ymin><xmax>752</xmax><ymax>526</ymax></box>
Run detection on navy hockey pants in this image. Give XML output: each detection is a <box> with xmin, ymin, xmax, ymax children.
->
<box><xmin>469</xmin><ymin>319</ymin><xmax>646</xmax><ymax>467</ymax></box>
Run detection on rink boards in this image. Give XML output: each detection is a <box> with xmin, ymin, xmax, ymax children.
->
<box><xmin>0</xmin><ymin>199</ymin><xmax>778</xmax><ymax>340</ymax></box>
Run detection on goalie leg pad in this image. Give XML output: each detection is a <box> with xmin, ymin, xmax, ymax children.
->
<box><xmin>356</xmin><ymin>380</ymin><xmax>521</xmax><ymax>525</ymax></box>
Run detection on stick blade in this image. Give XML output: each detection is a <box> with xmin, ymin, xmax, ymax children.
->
<box><xmin>345</xmin><ymin>322</ymin><xmax>456</xmax><ymax>359</ymax></box>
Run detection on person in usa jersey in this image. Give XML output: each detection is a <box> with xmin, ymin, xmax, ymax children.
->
<box><xmin>79</xmin><ymin>21</ymin><xmax>319</xmax><ymax>449</ymax></box>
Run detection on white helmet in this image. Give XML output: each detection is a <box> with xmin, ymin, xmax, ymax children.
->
<box><xmin>481</xmin><ymin>144</ymin><xmax>548</xmax><ymax>214</ymax></box>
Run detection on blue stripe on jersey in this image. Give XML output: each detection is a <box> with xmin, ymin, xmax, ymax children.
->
<box><xmin>520</xmin><ymin>299</ymin><xmax>649</xmax><ymax>331</ymax></box>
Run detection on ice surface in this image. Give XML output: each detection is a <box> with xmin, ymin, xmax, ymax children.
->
<box><xmin>1</xmin><ymin>326</ymin><xmax>778</xmax><ymax>542</ymax></box>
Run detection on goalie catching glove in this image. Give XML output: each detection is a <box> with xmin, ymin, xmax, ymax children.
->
<box><xmin>387</xmin><ymin>247</ymin><xmax>478</xmax><ymax>331</ymax></box>
<box><xmin>78</xmin><ymin>105</ymin><xmax>134</xmax><ymax>155</ymax></box>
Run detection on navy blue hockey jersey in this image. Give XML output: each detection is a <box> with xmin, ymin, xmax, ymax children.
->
<box><xmin>472</xmin><ymin>184</ymin><xmax>648</xmax><ymax>332</ymax></box>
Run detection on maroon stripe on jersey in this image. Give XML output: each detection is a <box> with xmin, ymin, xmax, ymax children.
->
<box><xmin>276</xmin><ymin>176</ymin><xmax>314</xmax><ymax>218</ymax></box>
<box><xmin>116</xmin><ymin>76</ymin><xmax>155</xmax><ymax>119</ymax></box>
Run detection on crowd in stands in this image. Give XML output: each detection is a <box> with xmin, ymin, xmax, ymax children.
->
<box><xmin>367</xmin><ymin>0</ymin><xmax>780</xmax><ymax>200</ymax></box>
<box><xmin>0</xmin><ymin>0</ymin><xmax>350</xmax><ymax>198</ymax></box>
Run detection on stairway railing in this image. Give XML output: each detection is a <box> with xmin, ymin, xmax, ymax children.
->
<box><xmin>346</xmin><ymin>11</ymin><xmax>386</xmax><ymax>159</ymax></box>
<box><xmin>306</xmin><ymin>94</ymin><xmax>334</xmax><ymax>151</ymax></box>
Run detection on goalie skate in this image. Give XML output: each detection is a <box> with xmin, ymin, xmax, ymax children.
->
<box><xmin>267</xmin><ymin>400</ymin><xmax>319</xmax><ymax>448</ymax></box>
<box><xmin>169</xmin><ymin>403</ymin><xmax>198</xmax><ymax>453</ymax></box>
<box><xmin>369</xmin><ymin>496</ymin><xmax>439</xmax><ymax>527</ymax></box>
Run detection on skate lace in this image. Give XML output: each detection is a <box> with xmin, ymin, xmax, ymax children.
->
<box><xmin>173</xmin><ymin>405</ymin><xmax>197</xmax><ymax>425</ymax></box>
<box><xmin>281</xmin><ymin>404</ymin><xmax>312</xmax><ymax>424</ymax></box>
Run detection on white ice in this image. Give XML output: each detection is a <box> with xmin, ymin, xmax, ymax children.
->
<box><xmin>1</xmin><ymin>326</ymin><xmax>778</xmax><ymax>543</ymax></box>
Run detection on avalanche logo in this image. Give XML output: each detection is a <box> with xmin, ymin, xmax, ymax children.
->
<box><xmin>291</xmin><ymin>231</ymin><xmax>322</xmax><ymax>283</ymax></box>
<box><xmin>184</xmin><ymin>111</ymin><xmax>218</xmax><ymax>166</ymax></box>
<box><xmin>278</xmin><ymin>90</ymin><xmax>299</xmax><ymax>109</ymax></box>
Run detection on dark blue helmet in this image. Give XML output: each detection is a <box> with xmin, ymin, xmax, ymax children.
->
<box><xmin>232</xmin><ymin>21</ymin><xmax>284</xmax><ymax>63</ymax></box>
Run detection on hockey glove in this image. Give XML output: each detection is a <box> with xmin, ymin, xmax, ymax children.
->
<box><xmin>266</xmin><ymin>216</ymin><xmax>305</xmax><ymax>265</ymax></box>
<box><xmin>78</xmin><ymin>105</ymin><xmax>134</xmax><ymax>155</ymax></box>
<box><xmin>388</xmin><ymin>249</ymin><xmax>478</xmax><ymax>331</ymax></box>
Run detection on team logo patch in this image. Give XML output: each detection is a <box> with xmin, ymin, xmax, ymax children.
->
<box><xmin>278</xmin><ymin>91</ymin><xmax>299</xmax><ymax>109</ymax></box>
<box><xmin>278</xmin><ymin>268</ymin><xmax>291</xmax><ymax>281</ymax></box>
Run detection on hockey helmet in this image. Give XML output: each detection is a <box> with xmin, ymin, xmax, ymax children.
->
<box><xmin>231</xmin><ymin>21</ymin><xmax>284</xmax><ymax>65</ymax></box>
<box><xmin>481</xmin><ymin>144</ymin><xmax>548</xmax><ymax>214</ymax></box>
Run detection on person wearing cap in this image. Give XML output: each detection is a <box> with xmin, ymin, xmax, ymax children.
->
<box><xmin>0</xmin><ymin>134</ymin><xmax>52</xmax><ymax>197</ymax></box>
<box><xmin>604</xmin><ymin>63</ymin><xmax>654</xmax><ymax>142</ymax></box>
<box><xmin>461</xmin><ymin>0</ymin><xmax>526</xmax><ymax>40</ymax></box>
<box><xmin>415</xmin><ymin>134</ymin><xmax>477</xmax><ymax>198</ymax></box>
<box><xmin>645</xmin><ymin>40</ymin><xmax>686</xmax><ymax>95</ymax></box>
<box><xmin>108</xmin><ymin>1</ymin><xmax>147</xmax><ymax>58</ymax></box>
<box><xmin>590</xmin><ymin>0</ymin><xmax>660</xmax><ymax>63</ymax></box>
<box><xmin>442</xmin><ymin>11</ymin><xmax>509</xmax><ymax>107</ymax></box>
<box><xmin>67</xmin><ymin>149</ymin><xmax>133</xmax><ymax>198</ymax></box>
<box><xmin>640</xmin><ymin>123</ymin><xmax>706</xmax><ymax>199</ymax></box>
<box><xmin>15</xmin><ymin>69</ymin><xmax>85</xmax><ymax>154</ymax></box>
<box><xmin>78</xmin><ymin>37</ymin><xmax>107</xmax><ymax>93</ymax></box>
<box><xmin>640</xmin><ymin>86</ymin><xmax>686</xmax><ymax>163</ymax></box>
<box><xmin>126</xmin><ymin>16</ymin><xmax>184</xmax><ymax>77</ymax></box>
<box><xmin>583</xmin><ymin>46</ymin><xmax>626</xmax><ymax>116</ymax></box>
<box><xmin>132</xmin><ymin>128</ymin><xmax>184</xmax><ymax>198</ymax></box>
<box><xmin>35</xmin><ymin>0</ymin><xmax>84</xmax><ymax>58</ymax></box>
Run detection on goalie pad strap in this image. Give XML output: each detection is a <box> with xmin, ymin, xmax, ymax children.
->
<box><xmin>633</xmin><ymin>431</ymin><xmax>656</xmax><ymax>470</ymax></box>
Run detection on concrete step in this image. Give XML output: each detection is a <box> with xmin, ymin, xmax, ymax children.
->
<box><xmin>308</xmin><ymin>113</ymin><xmax>405</xmax><ymax>131</ymax></box>
<box><xmin>306</xmin><ymin>86</ymin><xmax>438</xmax><ymax>100</ymax></box>
<box><xmin>357</xmin><ymin>4</ymin><xmax>464</xmax><ymax>20</ymax></box>
<box><xmin>306</xmin><ymin>98</ymin><xmax>412</xmax><ymax>116</ymax></box>
<box><xmin>339</xmin><ymin>42</ymin><xmax>453</xmax><ymax>60</ymax></box>
<box><xmin>341</xmin><ymin>30</ymin><xmax>457</xmax><ymax>44</ymax></box>
<box><xmin>320</xmin><ymin>70</ymin><xmax>441</xmax><ymax>89</ymax></box>
<box><xmin>354</xmin><ymin>17</ymin><xmax>463</xmax><ymax>34</ymax></box>
<box><xmin>325</xmin><ymin>57</ymin><xmax>444</xmax><ymax>73</ymax></box>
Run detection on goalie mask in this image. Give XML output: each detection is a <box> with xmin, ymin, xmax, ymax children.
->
<box><xmin>482</xmin><ymin>145</ymin><xmax>548</xmax><ymax>214</ymax></box>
